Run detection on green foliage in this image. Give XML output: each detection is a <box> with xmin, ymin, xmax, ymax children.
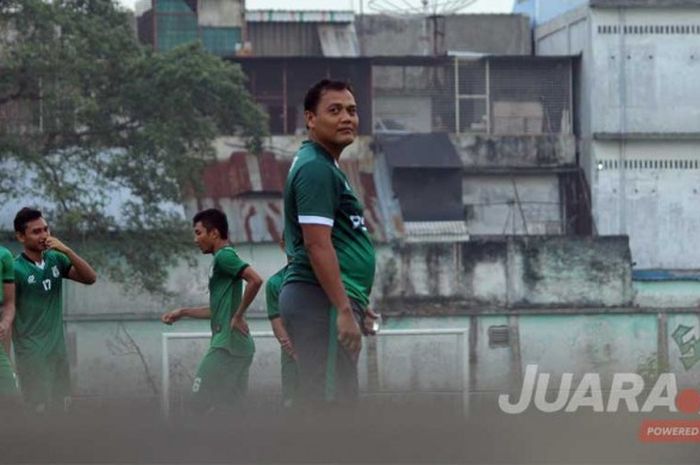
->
<box><xmin>0</xmin><ymin>0</ymin><xmax>268</xmax><ymax>293</ymax></box>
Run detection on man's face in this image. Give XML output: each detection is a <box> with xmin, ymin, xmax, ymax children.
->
<box><xmin>306</xmin><ymin>89</ymin><xmax>358</xmax><ymax>149</ymax></box>
<box><xmin>17</xmin><ymin>217</ymin><xmax>50</xmax><ymax>252</ymax></box>
<box><xmin>193</xmin><ymin>222</ymin><xmax>217</xmax><ymax>254</ymax></box>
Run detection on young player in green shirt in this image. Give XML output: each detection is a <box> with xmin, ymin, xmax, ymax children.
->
<box><xmin>280</xmin><ymin>79</ymin><xmax>378</xmax><ymax>405</ymax></box>
<box><xmin>12</xmin><ymin>207</ymin><xmax>97</xmax><ymax>413</ymax></box>
<box><xmin>0</xmin><ymin>245</ymin><xmax>19</xmax><ymax>400</ymax></box>
<box><xmin>265</xmin><ymin>239</ymin><xmax>299</xmax><ymax>407</ymax></box>
<box><xmin>161</xmin><ymin>209</ymin><xmax>263</xmax><ymax>413</ymax></box>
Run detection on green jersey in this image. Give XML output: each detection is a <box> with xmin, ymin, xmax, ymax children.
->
<box><xmin>12</xmin><ymin>251</ymin><xmax>72</xmax><ymax>358</ymax></box>
<box><xmin>265</xmin><ymin>265</ymin><xmax>287</xmax><ymax>320</ymax></box>
<box><xmin>0</xmin><ymin>246</ymin><xmax>14</xmax><ymax>304</ymax></box>
<box><xmin>283</xmin><ymin>140</ymin><xmax>376</xmax><ymax>306</ymax></box>
<box><xmin>208</xmin><ymin>246</ymin><xmax>255</xmax><ymax>356</ymax></box>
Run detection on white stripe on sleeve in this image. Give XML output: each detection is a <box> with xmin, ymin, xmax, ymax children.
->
<box><xmin>298</xmin><ymin>215</ymin><xmax>334</xmax><ymax>227</ymax></box>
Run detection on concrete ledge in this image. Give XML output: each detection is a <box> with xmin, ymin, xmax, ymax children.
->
<box><xmin>452</xmin><ymin>134</ymin><xmax>576</xmax><ymax>169</ymax></box>
<box><xmin>375</xmin><ymin>236</ymin><xmax>633</xmax><ymax>312</ymax></box>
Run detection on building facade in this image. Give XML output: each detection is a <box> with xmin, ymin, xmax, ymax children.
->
<box><xmin>532</xmin><ymin>0</ymin><xmax>700</xmax><ymax>269</ymax></box>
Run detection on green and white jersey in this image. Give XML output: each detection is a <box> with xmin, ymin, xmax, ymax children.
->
<box><xmin>0</xmin><ymin>246</ymin><xmax>15</xmax><ymax>304</ymax></box>
<box><xmin>283</xmin><ymin>140</ymin><xmax>376</xmax><ymax>306</ymax></box>
<box><xmin>12</xmin><ymin>251</ymin><xmax>72</xmax><ymax>358</ymax></box>
<box><xmin>265</xmin><ymin>265</ymin><xmax>287</xmax><ymax>320</ymax></box>
<box><xmin>208</xmin><ymin>246</ymin><xmax>255</xmax><ymax>357</ymax></box>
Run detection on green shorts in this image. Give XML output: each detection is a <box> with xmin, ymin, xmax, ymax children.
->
<box><xmin>281</xmin><ymin>350</ymin><xmax>299</xmax><ymax>407</ymax></box>
<box><xmin>15</xmin><ymin>351</ymin><xmax>71</xmax><ymax>412</ymax></box>
<box><xmin>0</xmin><ymin>349</ymin><xmax>19</xmax><ymax>398</ymax></box>
<box><xmin>192</xmin><ymin>348</ymin><xmax>253</xmax><ymax>413</ymax></box>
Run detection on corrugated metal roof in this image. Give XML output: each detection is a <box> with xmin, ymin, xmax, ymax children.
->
<box><xmin>200</xmin><ymin>151</ymin><xmax>289</xmax><ymax>197</ymax></box>
<box><xmin>194</xmin><ymin>147</ymin><xmax>386</xmax><ymax>243</ymax></box>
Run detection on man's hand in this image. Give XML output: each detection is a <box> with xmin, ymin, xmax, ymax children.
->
<box><xmin>278</xmin><ymin>335</ymin><xmax>296</xmax><ymax>359</ymax></box>
<box><xmin>231</xmin><ymin>314</ymin><xmax>250</xmax><ymax>336</ymax></box>
<box><xmin>44</xmin><ymin>236</ymin><xmax>71</xmax><ymax>254</ymax></box>
<box><xmin>0</xmin><ymin>319</ymin><xmax>10</xmax><ymax>340</ymax></box>
<box><xmin>161</xmin><ymin>309</ymin><xmax>183</xmax><ymax>325</ymax></box>
<box><xmin>337</xmin><ymin>307</ymin><xmax>361</xmax><ymax>354</ymax></box>
<box><xmin>362</xmin><ymin>307</ymin><xmax>380</xmax><ymax>336</ymax></box>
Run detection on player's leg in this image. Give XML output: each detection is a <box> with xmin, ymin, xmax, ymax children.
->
<box><xmin>192</xmin><ymin>348</ymin><xmax>250</xmax><ymax>413</ymax></box>
<box><xmin>15</xmin><ymin>353</ymin><xmax>51</xmax><ymax>413</ymax></box>
<box><xmin>280</xmin><ymin>350</ymin><xmax>299</xmax><ymax>407</ymax></box>
<box><xmin>332</xmin><ymin>300</ymin><xmax>364</xmax><ymax>402</ymax></box>
<box><xmin>0</xmin><ymin>348</ymin><xmax>20</xmax><ymax>401</ymax></box>
<box><xmin>279</xmin><ymin>282</ymin><xmax>332</xmax><ymax>404</ymax></box>
<box><xmin>48</xmin><ymin>351</ymin><xmax>72</xmax><ymax>413</ymax></box>
<box><xmin>191</xmin><ymin>348</ymin><xmax>223</xmax><ymax>414</ymax></box>
<box><xmin>280</xmin><ymin>282</ymin><xmax>362</xmax><ymax>404</ymax></box>
<box><xmin>227</xmin><ymin>353</ymin><xmax>253</xmax><ymax>403</ymax></box>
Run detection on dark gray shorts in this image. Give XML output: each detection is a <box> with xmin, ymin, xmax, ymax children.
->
<box><xmin>279</xmin><ymin>281</ymin><xmax>364</xmax><ymax>405</ymax></box>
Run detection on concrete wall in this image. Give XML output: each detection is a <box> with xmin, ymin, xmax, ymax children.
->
<box><xmin>590</xmin><ymin>8</ymin><xmax>700</xmax><ymax>134</ymax></box>
<box><xmin>246</xmin><ymin>22</ymin><xmax>322</xmax><ymax>56</ymax></box>
<box><xmin>64</xmin><ymin>234</ymin><xmax>632</xmax><ymax>320</ymax></box>
<box><xmin>463</xmin><ymin>175</ymin><xmax>562</xmax><ymax>235</ymax></box>
<box><xmin>443</xmin><ymin>15</ymin><xmax>532</xmax><ymax>55</ymax></box>
<box><xmin>592</xmin><ymin>140</ymin><xmax>700</xmax><ymax>269</ymax></box>
<box><xmin>536</xmin><ymin>5</ymin><xmax>700</xmax><ymax>270</ymax></box>
<box><xmin>198</xmin><ymin>0</ymin><xmax>244</xmax><ymax>27</ymax></box>
<box><xmin>64</xmin><ymin>242</ymin><xmax>285</xmax><ymax>318</ymax></box>
<box><xmin>453</xmin><ymin>134</ymin><xmax>577</xmax><ymax>168</ymax></box>
<box><xmin>357</xmin><ymin>14</ymin><xmax>531</xmax><ymax>56</ymax></box>
<box><xmin>375</xmin><ymin>236</ymin><xmax>633</xmax><ymax>312</ymax></box>
<box><xmin>63</xmin><ymin>310</ymin><xmax>700</xmax><ymax>411</ymax></box>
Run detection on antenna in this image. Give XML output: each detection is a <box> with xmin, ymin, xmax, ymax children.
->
<box><xmin>368</xmin><ymin>0</ymin><xmax>478</xmax><ymax>16</ymax></box>
<box><xmin>367</xmin><ymin>0</ymin><xmax>478</xmax><ymax>55</ymax></box>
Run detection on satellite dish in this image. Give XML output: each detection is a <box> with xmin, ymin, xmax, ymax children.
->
<box><xmin>368</xmin><ymin>0</ymin><xmax>478</xmax><ymax>16</ymax></box>
<box><xmin>367</xmin><ymin>0</ymin><xmax>478</xmax><ymax>55</ymax></box>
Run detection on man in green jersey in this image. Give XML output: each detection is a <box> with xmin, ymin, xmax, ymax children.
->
<box><xmin>0</xmin><ymin>245</ymin><xmax>19</xmax><ymax>401</ymax></box>
<box><xmin>161</xmin><ymin>209</ymin><xmax>263</xmax><ymax>413</ymax></box>
<box><xmin>280</xmin><ymin>79</ymin><xmax>378</xmax><ymax>405</ymax></box>
<box><xmin>265</xmin><ymin>239</ymin><xmax>298</xmax><ymax>407</ymax></box>
<box><xmin>13</xmin><ymin>207</ymin><xmax>97</xmax><ymax>412</ymax></box>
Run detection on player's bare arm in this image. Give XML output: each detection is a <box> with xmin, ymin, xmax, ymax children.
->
<box><xmin>161</xmin><ymin>306</ymin><xmax>211</xmax><ymax>325</ymax></box>
<box><xmin>270</xmin><ymin>317</ymin><xmax>296</xmax><ymax>359</ymax></box>
<box><xmin>45</xmin><ymin>237</ymin><xmax>97</xmax><ymax>285</ymax></box>
<box><xmin>230</xmin><ymin>267</ymin><xmax>263</xmax><ymax>335</ymax></box>
<box><xmin>301</xmin><ymin>223</ymin><xmax>362</xmax><ymax>354</ymax></box>
<box><xmin>0</xmin><ymin>282</ymin><xmax>15</xmax><ymax>353</ymax></box>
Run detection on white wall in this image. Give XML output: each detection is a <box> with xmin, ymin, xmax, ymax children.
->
<box><xmin>590</xmin><ymin>8</ymin><xmax>700</xmax><ymax>134</ymax></box>
<box><xmin>593</xmin><ymin>140</ymin><xmax>700</xmax><ymax>269</ymax></box>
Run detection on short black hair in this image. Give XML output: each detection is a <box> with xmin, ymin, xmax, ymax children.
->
<box><xmin>303</xmin><ymin>79</ymin><xmax>355</xmax><ymax>113</ymax></box>
<box><xmin>192</xmin><ymin>208</ymin><xmax>229</xmax><ymax>240</ymax></box>
<box><xmin>14</xmin><ymin>207</ymin><xmax>43</xmax><ymax>233</ymax></box>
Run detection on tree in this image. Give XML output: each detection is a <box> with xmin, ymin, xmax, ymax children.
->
<box><xmin>0</xmin><ymin>0</ymin><xmax>268</xmax><ymax>294</ymax></box>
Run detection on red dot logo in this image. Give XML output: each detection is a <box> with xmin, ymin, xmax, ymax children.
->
<box><xmin>675</xmin><ymin>388</ymin><xmax>700</xmax><ymax>414</ymax></box>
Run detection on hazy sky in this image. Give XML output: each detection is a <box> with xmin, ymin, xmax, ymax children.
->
<box><xmin>117</xmin><ymin>0</ymin><xmax>515</xmax><ymax>14</ymax></box>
